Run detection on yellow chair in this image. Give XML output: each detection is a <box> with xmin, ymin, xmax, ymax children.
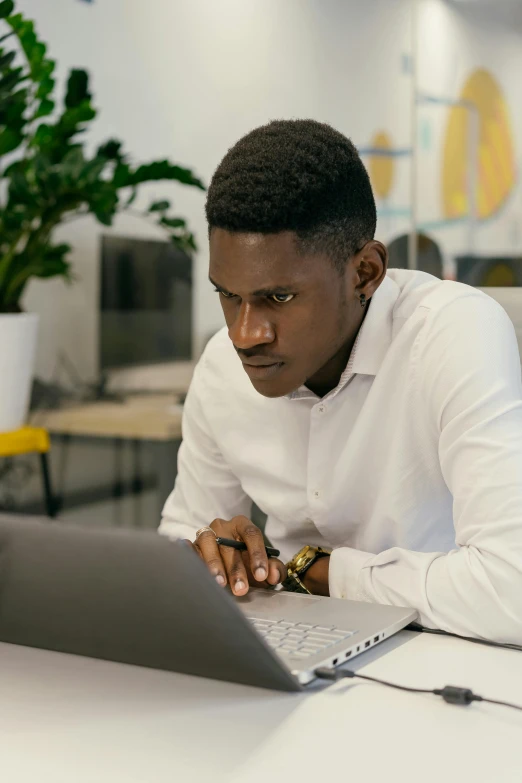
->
<box><xmin>0</xmin><ymin>427</ymin><xmax>57</xmax><ymax>517</ymax></box>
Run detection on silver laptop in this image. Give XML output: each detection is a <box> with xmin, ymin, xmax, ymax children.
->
<box><xmin>0</xmin><ymin>517</ymin><xmax>417</xmax><ymax>691</ymax></box>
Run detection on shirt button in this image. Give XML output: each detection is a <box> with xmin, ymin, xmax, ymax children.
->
<box><xmin>313</xmin><ymin>490</ymin><xmax>321</xmax><ymax>499</ymax></box>
<box><xmin>318</xmin><ymin>405</ymin><xmax>325</xmax><ymax>413</ymax></box>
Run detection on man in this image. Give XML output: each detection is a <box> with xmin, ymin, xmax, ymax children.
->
<box><xmin>160</xmin><ymin>119</ymin><xmax>522</xmax><ymax>643</ymax></box>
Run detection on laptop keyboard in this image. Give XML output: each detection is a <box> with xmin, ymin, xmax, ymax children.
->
<box><xmin>247</xmin><ymin>616</ymin><xmax>356</xmax><ymax>661</ymax></box>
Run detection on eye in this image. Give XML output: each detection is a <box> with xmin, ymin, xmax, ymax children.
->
<box><xmin>270</xmin><ymin>294</ymin><xmax>295</xmax><ymax>304</ymax></box>
<box><xmin>214</xmin><ymin>287</ymin><xmax>235</xmax><ymax>299</ymax></box>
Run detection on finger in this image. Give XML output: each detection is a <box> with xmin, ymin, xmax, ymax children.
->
<box><xmin>183</xmin><ymin>539</ymin><xmax>202</xmax><ymax>557</ymax></box>
<box><xmin>220</xmin><ymin>543</ymin><xmax>250</xmax><ymax>596</ymax></box>
<box><xmin>268</xmin><ymin>558</ymin><xmax>286</xmax><ymax>585</ymax></box>
<box><xmin>233</xmin><ymin>516</ymin><xmax>269</xmax><ymax>582</ymax></box>
<box><xmin>195</xmin><ymin>531</ymin><xmax>227</xmax><ymax>587</ymax></box>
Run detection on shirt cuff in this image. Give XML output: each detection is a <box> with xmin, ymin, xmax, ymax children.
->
<box><xmin>158</xmin><ymin>518</ymin><xmax>199</xmax><ymax>541</ymax></box>
<box><xmin>329</xmin><ymin>547</ymin><xmax>374</xmax><ymax>601</ymax></box>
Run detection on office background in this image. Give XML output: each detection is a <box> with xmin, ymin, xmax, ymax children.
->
<box><xmin>2</xmin><ymin>0</ymin><xmax>522</xmax><ymax>524</ymax></box>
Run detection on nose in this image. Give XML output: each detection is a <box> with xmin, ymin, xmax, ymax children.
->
<box><xmin>228</xmin><ymin>301</ymin><xmax>275</xmax><ymax>350</ymax></box>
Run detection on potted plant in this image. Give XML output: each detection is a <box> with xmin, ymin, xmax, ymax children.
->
<box><xmin>0</xmin><ymin>0</ymin><xmax>204</xmax><ymax>431</ymax></box>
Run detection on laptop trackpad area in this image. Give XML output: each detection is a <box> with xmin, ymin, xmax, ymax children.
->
<box><xmin>235</xmin><ymin>589</ymin><xmax>325</xmax><ymax>624</ymax></box>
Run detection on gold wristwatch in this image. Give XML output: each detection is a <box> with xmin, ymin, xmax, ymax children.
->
<box><xmin>282</xmin><ymin>545</ymin><xmax>332</xmax><ymax>594</ymax></box>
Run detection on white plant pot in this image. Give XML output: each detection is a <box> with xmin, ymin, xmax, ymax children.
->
<box><xmin>0</xmin><ymin>313</ymin><xmax>39</xmax><ymax>433</ymax></box>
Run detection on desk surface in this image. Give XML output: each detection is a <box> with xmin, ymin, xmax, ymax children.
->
<box><xmin>31</xmin><ymin>395</ymin><xmax>183</xmax><ymax>441</ymax></box>
<box><xmin>1</xmin><ymin>632</ymin><xmax>521</xmax><ymax>783</ymax></box>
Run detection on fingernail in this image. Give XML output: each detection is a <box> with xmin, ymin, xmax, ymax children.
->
<box><xmin>215</xmin><ymin>574</ymin><xmax>225</xmax><ymax>586</ymax></box>
<box><xmin>235</xmin><ymin>580</ymin><xmax>246</xmax><ymax>592</ymax></box>
<box><xmin>254</xmin><ymin>567</ymin><xmax>267</xmax><ymax>581</ymax></box>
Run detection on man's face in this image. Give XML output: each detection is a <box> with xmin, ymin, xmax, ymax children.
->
<box><xmin>209</xmin><ymin>229</ymin><xmax>369</xmax><ymax>398</ymax></box>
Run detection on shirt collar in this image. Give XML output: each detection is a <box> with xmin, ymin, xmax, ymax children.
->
<box><xmin>286</xmin><ymin>274</ymin><xmax>399</xmax><ymax>400</ymax></box>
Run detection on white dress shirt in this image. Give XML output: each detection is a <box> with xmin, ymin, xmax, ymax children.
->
<box><xmin>160</xmin><ymin>269</ymin><xmax>522</xmax><ymax>643</ymax></box>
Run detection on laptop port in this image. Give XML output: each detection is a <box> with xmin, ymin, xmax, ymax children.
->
<box><xmin>332</xmin><ymin>658</ymin><xmax>338</xmax><ymax>665</ymax></box>
<box><xmin>374</xmin><ymin>636</ymin><xmax>379</xmax><ymax>643</ymax></box>
<box><xmin>345</xmin><ymin>651</ymin><xmax>352</xmax><ymax>658</ymax></box>
<box><xmin>365</xmin><ymin>640</ymin><xmax>371</xmax><ymax>649</ymax></box>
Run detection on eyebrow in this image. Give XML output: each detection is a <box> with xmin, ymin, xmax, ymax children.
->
<box><xmin>209</xmin><ymin>277</ymin><xmax>297</xmax><ymax>297</ymax></box>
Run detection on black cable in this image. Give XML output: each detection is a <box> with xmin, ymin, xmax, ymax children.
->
<box><xmin>314</xmin><ymin>668</ymin><xmax>522</xmax><ymax>713</ymax></box>
<box><xmin>407</xmin><ymin>622</ymin><xmax>522</xmax><ymax>653</ymax></box>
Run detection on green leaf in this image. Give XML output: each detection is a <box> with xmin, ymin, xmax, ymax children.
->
<box><xmin>32</xmin><ymin>58</ymin><xmax>54</xmax><ymax>82</ymax></box>
<box><xmin>0</xmin><ymin>50</ymin><xmax>15</xmax><ymax>70</ymax></box>
<box><xmin>34</xmin><ymin>98</ymin><xmax>54</xmax><ymax>118</ymax></box>
<box><xmin>112</xmin><ymin>161</ymin><xmax>131</xmax><ymax>188</ymax></box>
<box><xmin>7</xmin><ymin>12</ymin><xmax>22</xmax><ymax>29</ymax></box>
<box><xmin>89</xmin><ymin>186</ymin><xmax>119</xmax><ymax>226</ymax></box>
<box><xmin>60</xmin><ymin>100</ymin><xmax>96</xmax><ymax>129</ymax></box>
<box><xmin>1</xmin><ymin>87</ymin><xmax>27</xmax><ymax>129</ymax></box>
<box><xmin>61</xmin><ymin>146</ymin><xmax>86</xmax><ymax>181</ymax></box>
<box><xmin>30</xmin><ymin>41</ymin><xmax>46</xmax><ymax>67</ymax></box>
<box><xmin>97</xmin><ymin>139</ymin><xmax>124</xmax><ymax>161</ymax></box>
<box><xmin>0</xmin><ymin>67</ymin><xmax>25</xmax><ymax>94</ymax></box>
<box><xmin>32</xmin><ymin>243</ymin><xmax>72</xmax><ymax>278</ymax></box>
<box><xmin>0</xmin><ymin>127</ymin><xmax>22</xmax><ymax>154</ymax></box>
<box><xmin>32</xmin><ymin>122</ymin><xmax>53</xmax><ymax>149</ymax></box>
<box><xmin>0</xmin><ymin>0</ymin><xmax>14</xmax><ymax>19</ymax></box>
<box><xmin>160</xmin><ymin>216</ymin><xmax>186</xmax><ymax>229</ymax></box>
<box><xmin>149</xmin><ymin>199</ymin><xmax>170</xmax><ymax>212</ymax></box>
<box><xmin>79</xmin><ymin>155</ymin><xmax>108</xmax><ymax>184</ymax></box>
<box><xmin>127</xmin><ymin>160</ymin><xmax>205</xmax><ymax>190</ymax></box>
<box><xmin>65</xmin><ymin>69</ymin><xmax>91</xmax><ymax>109</ymax></box>
<box><xmin>36</xmin><ymin>76</ymin><xmax>54</xmax><ymax>100</ymax></box>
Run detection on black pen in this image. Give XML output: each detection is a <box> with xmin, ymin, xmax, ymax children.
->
<box><xmin>215</xmin><ymin>536</ymin><xmax>280</xmax><ymax>559</ymax></box>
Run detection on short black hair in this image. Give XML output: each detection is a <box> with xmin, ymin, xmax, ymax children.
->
<box><xmin>205</xmin><ymin>119</ymin><xmax>377</xmax><ymax>270</ymax></box>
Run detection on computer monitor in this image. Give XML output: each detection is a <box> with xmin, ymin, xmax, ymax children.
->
<box><xmin>99</xmin><ymin>235</ymin><xmax>192</xmax><ymax>385</ymax></box>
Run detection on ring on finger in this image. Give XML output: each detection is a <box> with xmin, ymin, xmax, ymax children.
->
<box><xmin>195</xmin><ymin>526</ymin><xmax>217</xmax><ymax>540</ymax></box>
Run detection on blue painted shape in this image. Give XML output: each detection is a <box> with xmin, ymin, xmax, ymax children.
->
<box><xmin>358</xmin><ymin>147</ymin><xmax>412</xmax><ymax>158</ymax></box>
<box><xmin>377</xmin><ymin>207</ymin><xmax>412</xmax><ymax>219</ymax></box>
<box><xmin>420</xmin><ymin>118</ymin><xmax>432</xmax><ymax>151</ymax></box>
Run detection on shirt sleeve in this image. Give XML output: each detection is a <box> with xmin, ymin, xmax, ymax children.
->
<box><xmin>329</xmin><ymin>293</ymin><xmax>522</xmax><ymax>644</ymax></box>
<box><xmin>158</xmin><ymin>357</ymin><xmax>251</xmax><ymax>540</ymax></box>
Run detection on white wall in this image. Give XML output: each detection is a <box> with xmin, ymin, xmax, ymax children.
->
<box><xmin>16</xmin><ymin>0</ymin><xmax>412</xmax><ymax>381</ymax></box>
<box><xmin>13</xmin><ymin>0</ymin><xmax>522</xmax><ymax>381</ymax></box>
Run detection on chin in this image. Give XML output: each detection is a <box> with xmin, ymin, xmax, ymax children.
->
<box><xmin>249</xmin><ymin>374</ymin><xmax>303</xmax><ymax>399</ymax></box>
<box><xmin>249</xmin><ymin>379</ymin><xmax>289</xmax><ymax>398</ymax></box>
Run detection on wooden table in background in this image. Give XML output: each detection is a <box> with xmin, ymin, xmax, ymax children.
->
<box><xmin>31</xmin><ymin>395</ymin><xmax>184</xmax><ymax>524</ymax></box>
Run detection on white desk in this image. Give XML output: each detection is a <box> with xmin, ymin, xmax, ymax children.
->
<box><xmin>1</xmin><ymin>632</ymin><xmax>521</xmax><ymax>783</ymax></box>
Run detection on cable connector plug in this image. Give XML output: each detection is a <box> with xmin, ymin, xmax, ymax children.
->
<box><xmin>434</xmin><ymin>686</ymin><xmax>480</xmax><ymax>706</ymax></box>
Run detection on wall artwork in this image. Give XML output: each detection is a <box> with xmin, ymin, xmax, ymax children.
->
<box><xmin>442</xmin><ymin>68</ymin><xmax>516</xmax><ymax>222</ymax></box>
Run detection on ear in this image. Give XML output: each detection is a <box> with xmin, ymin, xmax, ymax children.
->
<box><xmin>353</xmin><ymin>241</ymin><xmax>388</xmax><ymax>299</ymax></box>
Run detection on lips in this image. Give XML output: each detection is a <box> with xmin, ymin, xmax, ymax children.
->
<box><xmin>241</xmin><ymin>358</ymin><xmax>281</xmax><ymax>367</ymax></box>
<box><xmin>241</xmin><ymin>360</ymin><xmax>285</xmax><ymax>380</ymax></box>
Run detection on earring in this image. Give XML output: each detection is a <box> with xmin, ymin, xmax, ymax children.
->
<box><xmin>359</xmin><ymin>293</ymin><xmax>367</xmax><ymax>309</ymax></box>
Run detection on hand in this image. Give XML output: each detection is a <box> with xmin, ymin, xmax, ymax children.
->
<box><xmin>186</xmin><ymin>516</ymin><xmax>286</xmax><ymax>596</ymax></box>
<box><xmin>301</xmin><ymin>555</ymin><xmax>330</xmax><ymax>596</ymax></box>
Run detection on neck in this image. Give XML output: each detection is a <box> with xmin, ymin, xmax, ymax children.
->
<box><xmin>305</xmin><ymin>306</ymin><xmax>368</xmax><ymax>397</ymax></box>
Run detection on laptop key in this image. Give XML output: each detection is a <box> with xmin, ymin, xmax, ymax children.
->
<box><xmin>305</xmin><ymin>633</ymin><xmax>338</xmax><ymax>643</ymax></box>
<box><xmin>249</xmin><ymin>618</ymin><xmax>275</xmax><ymax>625</ymax></box>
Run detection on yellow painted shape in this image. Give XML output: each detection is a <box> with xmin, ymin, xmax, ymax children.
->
<box><xmin>442</xmin><ymin>69</ymin><xmax>516</xmax><ymax>220</ymax></box>
<box><xmin>369</xmin><ymin>131</ymin><xmax>395</xmax><ymax>199</ymax></box>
